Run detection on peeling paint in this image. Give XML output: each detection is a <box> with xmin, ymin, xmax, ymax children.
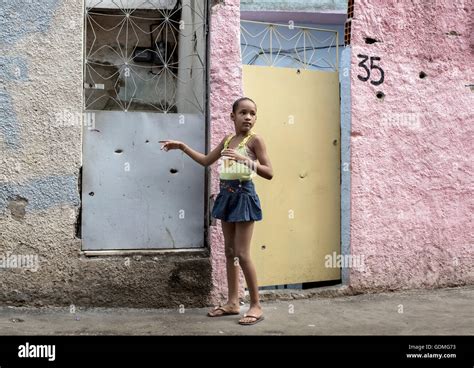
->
<box><xmin>0</xmin><ymin>88</ymin><xmax>21</xmax><ymax>149</ymax></box>
<box><xmin>0</xmin><ymin>57</ymin><xmax>29</xmax><ymax>149</ymax></box>
<box><xmin>0</xmin><ymin>0</ymin><xmax>61</xmax><ymax>46</ymax></box>
<box><xmin>0</xmin><ymin>57</ymin><xmax>29</xmax><ymax>81</ymax></box>
<box><xmin>0</xmin><ymin>175</ymin><xmax>80</xmax><ymax>213</ymax></box>
<box><xmin>6</xmin><ymin>195</ymin><xmax>28</xmax><ymax>220</ymax></box>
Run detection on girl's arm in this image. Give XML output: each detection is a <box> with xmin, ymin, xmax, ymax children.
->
<box><xmin>250</xmin><ymin>135</ymin><xmax>274</xmax><ymax>180</ymax></box>
<box><xmin>160</xmin><ymin>135</ymin><xmax>229</xmax><ymax>167</ymax></box>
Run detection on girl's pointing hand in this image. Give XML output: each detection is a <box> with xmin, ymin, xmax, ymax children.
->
<box><xmin>159</xmin><ymin>140</ymin><xmax>183</xmax><ymax>152</ymax></box>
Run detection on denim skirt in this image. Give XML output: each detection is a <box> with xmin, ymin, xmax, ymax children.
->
<box><xmin>211</xmin><ymin>179</ymin><xmax>263</xmax><ymax>222</ymax></box>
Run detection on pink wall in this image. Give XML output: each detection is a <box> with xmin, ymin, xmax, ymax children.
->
<box><xmin>349</xmin><ymin>0</ymin><xmax>473</xmax><ymax>290</ymax></box>
<box><xmin>208</xmin><ymin>0</ymin><xmax>244</xmax><ymax>304</ymax></box>
<box><xmin>208</xmin><ymin>0</ymin><xmax>472</xmax><ymax>300</ymax></box>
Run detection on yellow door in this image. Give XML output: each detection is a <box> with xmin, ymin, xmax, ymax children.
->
<box><xmin>243</xmin><ymin>65</ymin><xmax>341</xmax><ymax>286</ymax></box>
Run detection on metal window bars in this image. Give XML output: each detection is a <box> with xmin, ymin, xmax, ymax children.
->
<box><xmin>84</xmin><ymin>0</ymin><xmax>207</xmax><ymax>113</ymax></box>
<box><xmin>240</xmin><ymin>20</ymin><xmax>339</xmax><ymax>71</ymax></box>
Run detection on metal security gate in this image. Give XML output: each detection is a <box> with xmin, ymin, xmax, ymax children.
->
<box><xmin>82</xmin><ymin>0</ymin><xmax>209</xmax><ymax>250</ymax></box>
<box><xmin>241</xmin><ymin>21</ymin><xmax>341</xmax><ymax>286</ymax></box>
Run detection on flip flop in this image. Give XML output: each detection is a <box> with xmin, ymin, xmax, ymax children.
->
<box><xmin>207</xmin><ymin>306</ymin><xmax>240</xmax><ymax>317</ymax></box>
<box><xmin>238</xmin><ymin>314</ymin><xmax>265</xmax><ymax>325</ymax></box>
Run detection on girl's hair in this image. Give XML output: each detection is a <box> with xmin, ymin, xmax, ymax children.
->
<box><xmin>232</xmin><ymin>97</ymin><xmax>257</xmax><ymax>113</ymax></box>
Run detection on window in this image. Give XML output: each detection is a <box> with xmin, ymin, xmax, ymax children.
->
<box><xmin>84</xmin><ymin>0</ymin><xmax>207</xmax><ymax>114</ymax></box>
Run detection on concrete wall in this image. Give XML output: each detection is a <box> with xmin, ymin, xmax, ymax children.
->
<box><xmin>0</xmin><ymin>0</ymin><xmax>211</xmax><ymax>308</ymax></box>
<box><xmin>1</xmin><ymin>0</ymin><xmax>471</xmax><ymax>308</ymax></box>
<box><xmin>241</xmin><ymin>4</ymin><xmax>347</xmax><ymax>24</ymax></box>
<box><xmin>349</xmin><ymin>0</ymin><xmax>473</xmax><ymax>291</ymax></box>
<box><xmin>240</xmin><ymin>0</ymin><xmax>347</xmax><ymax>13</ymax></box>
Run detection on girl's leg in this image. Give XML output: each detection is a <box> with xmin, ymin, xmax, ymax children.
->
<box><xmin>208</xmin><ymin>220</ymin><xmax>239</xmax><ymax>316</ymax></box>
<box><xmin>222</xmin><ymin>220</ymin><xmax>239</xmax><ymax>307</ymax></box>
<box><xmin>234</xmin><ymin>221</ymin><xmax>263</xmax><ymax>323</ymax></box>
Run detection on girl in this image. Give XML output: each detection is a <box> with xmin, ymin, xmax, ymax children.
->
<box><xmin>160</xmin><ymin>97</ymin><xmax>273</xmax><ymax>325</ymax></box>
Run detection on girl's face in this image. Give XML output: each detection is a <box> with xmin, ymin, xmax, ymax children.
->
<box><xmin>231</xmin><ymin>100</ymin><xmax>257</xmax><ymax>134</ymax></box>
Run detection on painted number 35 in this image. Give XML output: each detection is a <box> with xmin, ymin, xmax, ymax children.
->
<box><xmin>357</xmin><ymin>54</ymin><xmax>385</xmax><ymax>86</ymax></box>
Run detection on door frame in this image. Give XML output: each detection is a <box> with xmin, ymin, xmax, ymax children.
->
<box><xmin>239</xmin><ymin>18</ymin><xmax>352</xmax><ymax>287</ymax></box>
<box><xmin>80</xmin><ymin>0</ymin><xmax>212</xmax><ymax>254</ymax></box>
